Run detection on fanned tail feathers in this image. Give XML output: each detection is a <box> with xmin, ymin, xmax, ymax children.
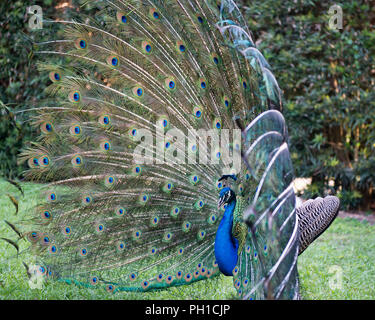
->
<box><xmin>3</xmin><ymin>0</ymin><xmax>299</xmax><ymax>299</ymax></box>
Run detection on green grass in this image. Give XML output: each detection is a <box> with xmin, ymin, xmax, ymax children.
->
<box><xmin>0</xmin><ymin>180</ymin><xmax>374</xmax><ymax>299</ymax></box>
<box><xmin>298</xmin><ymin>216</ymin><xmax>375</xmax><ymax>299</ymax></box>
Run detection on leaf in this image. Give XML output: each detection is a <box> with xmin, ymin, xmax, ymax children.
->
<box><xmin>5</xmin><ymin>178</ymin><xmax>24</xmax><ymax>196</ymax></box>
<box><xmin>4</xmin><ymin>220</ymin><xmax>23</xmax><ymax>239</ymax></box>
<box><xmin>0</xmin><ymin>238</ymin><xmax>19</xmax><ymax>255</ymax></box>
<box><xmin>22</xmin><ymin>261</ymin><xmax>31</xmax><ymax>279</ymax></box>
<box><xmin>7</xmin><ymin>194</ymin><xmax>19</xmax><ymax>215</ymax></box>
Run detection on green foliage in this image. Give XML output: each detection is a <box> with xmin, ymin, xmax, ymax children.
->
<box><xmin>298</xmin><ymin>217</ymin><xmax>375</xmax><ymax>299</ymax></box>
<box><xmin>0</xmin><ymin>0</ymin><xmax>83</xmax><ymax>178</ymax></box>
<box><xmin>1</xmin><ymin>1</ymin><xmax>49</xmax><ymax>177</ymax></box>
<box><xmin>241</xmin><ymin>0</ymin><xmax>375</xmax><ymax>209</ymax></box>
<box><xmin>337</xmin><ymin>190</ymin><xmax>363</xmax><ymax>211</ymax></box>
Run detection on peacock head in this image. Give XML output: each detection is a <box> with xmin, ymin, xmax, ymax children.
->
<box><xmin>218</xmin><ymin>187</ymin><xmax>236</xmax><ymax>209</ymax></box>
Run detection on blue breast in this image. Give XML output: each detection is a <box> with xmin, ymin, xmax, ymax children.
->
<box><xmin>214</xmin><ymin>201</ymin><xmax>238</xmax><ymax>276</ymax></box>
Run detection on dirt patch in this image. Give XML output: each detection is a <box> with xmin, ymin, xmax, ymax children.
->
<box><xmin>338</xmin><ymin>211</ymin><xmax>375</xmax><ymax>225</ymax></box>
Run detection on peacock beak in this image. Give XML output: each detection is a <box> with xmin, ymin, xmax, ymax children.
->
<box><xmin>217</xmin><ymin>196</ymin><xmax>225</xmax><ymax>209</ymax></box>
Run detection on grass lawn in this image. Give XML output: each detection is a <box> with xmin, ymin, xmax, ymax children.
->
<box><xmin>0</xmin><ymin>180</ymin><xmax>374</xmax><ymax>299</ymax></box>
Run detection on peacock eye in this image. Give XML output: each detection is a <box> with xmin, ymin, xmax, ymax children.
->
<box><xmin>45</xmin><ymin>123</ymin><xmax>52</xmax><ymax>131</ymax></box>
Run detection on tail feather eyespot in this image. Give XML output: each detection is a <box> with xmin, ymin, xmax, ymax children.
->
<box><xmin>100</xmin><ymin>140</ymin><xmax>111</xmax><ymax>152</ymax></box>
<box><xmin>106</xmin><ymin>55</ymin><xmax>119</xmax><ymax>67</ymax></box>
<box><xmin>39</xmin><ymin>155</ymin><xmax>50</xmax><ymax>167</ymax></box>
<box><xmin>28</xmin><ymin>157</ymin><xmax>40</xmax><ymax>168</ymax></box>
<box><xmin>106</xmin><ymin>284</ymin><xmax>115</xmax><ymax>293</ymax></box>
<box><xmin>71</xmin><ymin>155</ymin><xmax>83</xmax><ymax>168</ymax></box>
<box><xmin>176</xmin><ymin>40</ymin><xmax>186</xmax><ymax>54</ymax></box>
<box><xmin>149</xmin><ymin>8</ymin><xmax>160</xmax><ymax>20</ymax></box>
<box><xmin>115</xmin><ymin>206</ymin><xmax>126</xmax><ymax>217</ymax></box>
<box><xmin>99</xmin><ymin>114</ymin><xmax>111</xmax><ymax>126</ymax></box>
<box><xmin>116</xmin><ymin>11</ymin><xmax>128</xmax><ymax>24</ymax></box>
<box><xmin>49</xmin><ymin>71</ymin><xmax>61</xmax><ymax>82</ymax></box>
<box><xmin>75</xmin><ymin>38</ymin><xmax>88</xmax><ymax>49</ymax></box>
<box><xmin>90</xmin><ymin>277</ymin><xmax>99</xmax><ymax>286</ymax></box>
<box><xmin>132</xmin><ymin>86</ymin><xmax>144</xmax><ymax>97</ymax></box>
<box><xmin>141</xmin><ymin>280</ymin><xmax>150</xmax><ymax>290</ymax></box>
<box><xmin>142</xmin><ymin>40</ymin><xmax>153</xmax><ymax>54</ymax></box>
<box><xmin>69</xmin><ymin>91</ymin><xmax>81</xmax><ymax>103</ymax></box>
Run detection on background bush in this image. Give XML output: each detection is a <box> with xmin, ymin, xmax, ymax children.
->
<box><xmin>240</xmin><ymin>0</ymin><xmax>375</xmax><ymax>210</ymax></box>
<box><xmin>0</xmin><ymin>0</ymin><xmax>70</xmax><ymax>177</ymax></box>
<box><xmin>0</xmin><ymin>0</ymin><xmax>374</xmax><ymax>210</ymax></box>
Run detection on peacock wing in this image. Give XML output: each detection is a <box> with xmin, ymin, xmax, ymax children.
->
<box><xmin>231</xmin><ymin>109</ymin><xmax>299</xmax><ymax>300</ymax></box>
<box><xmin>206</xmin><ymin>3</ymin><xmax>299</xmax><ymax>299</ymax></box>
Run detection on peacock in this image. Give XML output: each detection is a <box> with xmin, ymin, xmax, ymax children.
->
<box><xmin>1</xmin><ymin>0</ymin><xmax>340</xmax><ymax>300</ymax></box>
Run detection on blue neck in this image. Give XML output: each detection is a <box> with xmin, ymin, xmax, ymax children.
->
<box><xmin>214</xmin><ymin>199</ymin><xmax>238</xmax><ymax>276</ymax></box>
